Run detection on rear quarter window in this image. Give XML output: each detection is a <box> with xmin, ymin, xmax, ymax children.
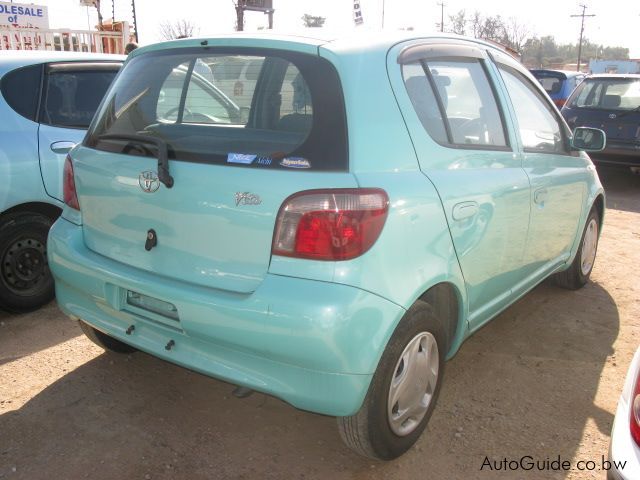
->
<box><xmin>0</xmin><ymin>64</ymin><xmax>42</xmax><ymax>121</ymax></box>
<box><xmin>86</xmin><ymin>48</ymin><xmax>347</xmax><ymax>171</ymax></box>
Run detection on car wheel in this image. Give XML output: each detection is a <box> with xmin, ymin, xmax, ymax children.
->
<box><xmin>0</xmin><ymin>213</ymin><xmax>55</xmax><ymax>313</ymax></box>
<box><xmin>79</xmin><ymin>320</ymin><xmax>137</xmax><ymax>354</ymax></box>
<box><xmin>554</xmin><ymin>207</ymin><xmax>600</xmax><ymax>290</ymax></box>
<box><xmin>337</xmin><ymin>301</ymin><xmax>445</xmax><ymax>460</ymax></box>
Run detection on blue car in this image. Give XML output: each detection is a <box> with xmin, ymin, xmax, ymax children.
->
<box><xmin>530</xmin><ymin>69</ymin><xmax>585</xmax><ymax>108</ymax></box>
<box><xmin>48</xmin><ymin>33</ymin><xmax>606</xmax><ymax>459</ymax></box>
<box><xmin>562</xmin><ymin>74</ymin><xmax>640</xmax><ymax>169</ymax></box>
<box><xmin>0</xmin><ymin>51</ymin><xmax>123</xmax><ymax>312</ymax></box>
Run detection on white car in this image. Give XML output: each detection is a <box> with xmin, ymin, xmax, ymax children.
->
<box><xmin>608</xmin><ymin>347</ymin><xmax>640</xmax><ymax>479</ymax></box>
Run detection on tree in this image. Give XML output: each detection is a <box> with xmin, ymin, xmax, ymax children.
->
<box><xmin>448</xmin><ymin>10</ymin><xmax>467</xmax><ymax>35</ymax></box>
<box><xmin>159</xmin><ymin>19</ymin><xmax>198</xmax><ymax>40</ymax></box>
<box><xmin>301</xmin><ymin>14</ymin><xmax>326</xmax><ymax>28</ymax></box>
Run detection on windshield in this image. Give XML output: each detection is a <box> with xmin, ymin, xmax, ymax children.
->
<box><xmin>568</xmin><ymin>78</ymin><xmax>640</xmax><ymax>110</ymax></box>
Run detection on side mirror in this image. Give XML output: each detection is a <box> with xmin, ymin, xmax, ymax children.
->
<box><xmin>571</xmin><ymin>127</ymin><xmax>606</xmax><ymax>152</ymax></box>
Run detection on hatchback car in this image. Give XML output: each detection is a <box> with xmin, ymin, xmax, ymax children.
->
<box><xmin>530</xmin><ymin>69</ymin><xmax>585</xmax><ymax>108</ymax></box>
<box><xmin>0</xmin><ymin>51</ymin><xmax>123</xmax><ymax>312</ymax></box>
<box><xmin>48</xmin><ymin>33</ymin><xmax>605</xmax><ymax>460</ymax></box>
<box><xmin>562</xmin><ymin>74</ymin><xmax>640</xmax><ymax>169</ymax></box>
<box><xmin>608</xmin><ymin>346</ymin><xmax>640</xmax><ymax>479</ymax></box>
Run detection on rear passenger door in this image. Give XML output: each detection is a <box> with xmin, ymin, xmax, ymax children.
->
<box><xmin>37</xmin><ymin>62</ymin><xmax>119</xmax><ymax>201</ymax></box>
<box><xmin>391</xmin><ymin>42</ymin><xmax>531</xmax><ymax>330</ymax></box>
<box><xmin>491</xmin><ymin>53</ymin><xmax>588</xmax><ymax>281</ymax></box>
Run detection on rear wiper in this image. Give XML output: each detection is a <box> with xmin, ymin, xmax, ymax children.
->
<box><xmin>97</xmin><ymin>133</ymin><xmax>174</xmax><ymax>188</ymax></box>
<box><xmin>616</xmin><ymin>105</ymin><xmax>640</xmax><ymax>118</ymax></box>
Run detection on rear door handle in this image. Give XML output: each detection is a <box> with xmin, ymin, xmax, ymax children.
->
<box><xmin>452</xmin><ymin>201</ymin><xmax>479</xmax><ymax>221</ymax></box>
<box><xmin>50</xmin><ymin>141</ymin><xmax>76</xmax><ymax>154</ymax></box>
<box><xmin>534</xmin><ymin>188</ymin><xmax>548</xmax><ymax>205</ymax></box>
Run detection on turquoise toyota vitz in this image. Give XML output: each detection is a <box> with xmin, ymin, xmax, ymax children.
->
<box><xmin>48</xmin><ymin>32</ymin><xmax>606</xmax><ymax>460</ymax></box>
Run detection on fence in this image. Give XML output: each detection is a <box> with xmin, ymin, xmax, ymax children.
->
<box><xmin>0</xmin><ymin>25</ymin><xmax>129</xmax><ymax>54</ymax></box>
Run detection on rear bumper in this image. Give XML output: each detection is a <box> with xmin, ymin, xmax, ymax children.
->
<box><xmin>48</xmin><ymin>218</ymin><xmax>405</xmax><ymax>416</ymax></box>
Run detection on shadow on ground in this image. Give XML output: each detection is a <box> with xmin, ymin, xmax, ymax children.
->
<box><xmin>0</xmin><ymin>302</ymin><xmax>80</xmax><ymax>367</ymax></box>
<box><xmin>0</xmin><ymin>280</ymin><xmax>619</xmax><ymax>480</ymax></box>
<box><xmin>597</xmin><ymin>165</ymin><xmax>640</xmax><ymax>214</ymax></box>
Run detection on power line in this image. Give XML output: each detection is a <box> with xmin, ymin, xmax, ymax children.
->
<box><xmin>570</xmin><ymin>4</ymin><xmax>595</xmax><ymax>72</ymax></box>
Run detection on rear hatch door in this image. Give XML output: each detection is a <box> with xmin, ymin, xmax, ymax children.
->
<box><xmin>74</xmin><ymin>46</ymin><xmax>350</xmax><ymax>294</ymax></box>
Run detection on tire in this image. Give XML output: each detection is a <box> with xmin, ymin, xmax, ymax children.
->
<box><xmin>79</xmin><ymin>320</ymin><xmax>137</xmax><ymax>354</ymax></box>
<box><xmin>0</xmin><ymin>213</ymin><xmax>55</xmax><ymax>313</ymax></box>
<box><xmin>554</xmin><ymin>207</ymin><xmax>600</xmax><ymax>290</ymax></box>
<box><xmin>337</xmin><ymin>301</ymin><xmax>446</xmax><ymax>460</ymax></box>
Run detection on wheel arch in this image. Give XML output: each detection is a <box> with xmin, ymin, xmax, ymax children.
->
<box><xmin>416</xmin><ymin>281</ymin><xmax>466</xmax><ymax>359</ymax></box>
<box><xmin>1</xmin><ymin>202</ymin><xmax>62</xmax><ymax>223</ymax></box>
<box><xmin>592</xmin><ymin>193</ymin><xmax>605</xmax><ymax>231</ymax></box>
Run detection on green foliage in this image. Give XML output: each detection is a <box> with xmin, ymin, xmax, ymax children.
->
<box><xmin>522</xmin><ymin>37</ymin><xmax>630</xmax><ymax>68</ymax></box>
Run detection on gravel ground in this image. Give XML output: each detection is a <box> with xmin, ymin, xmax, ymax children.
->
<box><xmin>1</xmin><ymin>165</ymin><xmax>639</xmax><ymax>480</ymax></box>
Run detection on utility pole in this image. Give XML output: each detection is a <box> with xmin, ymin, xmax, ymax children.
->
<box><xmin>236</xmin><ymin>2</ymin><xmax>244</xmax><ymax>31</ymax></box>
<box><xmin>570</xmin><ymin>4</ymin><xmax>595</xmax><ymax>72</ymax></box>
<box><xmin>437</xmin><ymin>2</ymin><xmax>445</xmax><ymax>32</ymax></box>
<box><xmin>381</xmin><ymin>0</ymin><xmax>385</xmax><ymax>29</ymax></box>
<box><xmin>131</xmin><ymin>0</ymin><xmax>138</xmax><ymax>41</ymax></box>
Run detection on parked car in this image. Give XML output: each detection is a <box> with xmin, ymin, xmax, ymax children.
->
<box><xmin>0</xmin><ymin>51</ymin><xmax>123</xmax><ymax>312</ymax></box>
<box><xmin>608</xmin><ymin>346</ymin><xmax>640</xmax><ymax>479</ymax></box>
<box><xmin>48</xmin><ymin>33</ymin><xmax>605</xmax><ymax>460</ymax></box>
<box><xmin>561</xmin><ymin>74</ymin><xmax>640</xmax><ymax>169</ymax></box>
<box><xmin>530</xmin><ymin>69</ymin><xmax>585</xmax><ymax>108</ymax></box>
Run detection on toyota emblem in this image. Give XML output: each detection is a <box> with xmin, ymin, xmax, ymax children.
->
<box><xmin>139</xmin><ymin>171</ymin><xmax>160</xmax><ymax>193</ymax></box>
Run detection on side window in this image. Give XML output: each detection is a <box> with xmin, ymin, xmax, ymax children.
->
<box><xmin>402</xmin><ymin>62</ymin><xmax>448</xmax><ymax>143</ymax></box>
<box><xmin>0</xmin><ymin>64</ymin><xmax>42</xmax><ymax>121</ymax></box>
<box><xmin>403</xmin><ymin>59</ymin><xmax>507</xmax><ymax>148</ymax></box>
<box><xmin>42</xmin><ymin>69</ymin><xmax>118</xmax><ymax>129</ymax></box>
<box><xmin>497</xmin><ymin>65</ymin><xmax>567</xmax><ymax>154</ymax></box>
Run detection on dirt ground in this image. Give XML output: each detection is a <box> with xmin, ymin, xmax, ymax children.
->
<box><xmin>1</xmin><ymin>166</ymin><xmax>639</xmax><ymax>480</ymax></box>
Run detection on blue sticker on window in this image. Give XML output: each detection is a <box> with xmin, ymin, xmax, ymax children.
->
<box><xmin>255</xmin><ymin>156</ymin><xmax>272</xmax><ymax>166</ymax></box>
<box><xmin>227</xmin><ymin>153</ymin><xmax>256</xmax><ymax>164</ymax></box>
<box><xmin>280</xmin><ymin>157</ymin><xmax>311</xmax><ymax>169</ymax></box>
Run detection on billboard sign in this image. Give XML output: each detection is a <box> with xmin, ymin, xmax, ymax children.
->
<box><xmin>0</xmin><ymin>1</ymin><xmax>49</xmax><ymax>29</ymax></box>
<box><xmin>242</xmin><ymin>0</ymin><xmax>273</xmax><ymax>12</ymax></box>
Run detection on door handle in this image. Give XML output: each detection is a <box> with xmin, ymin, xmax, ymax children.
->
<box><xmin>50</xmin><ymin>141</ymin><xmax>76</xmax><ymax>154</ymax></box>
<box><xmin>452</xmin><ymin>201</ymin><xmax>479</xmax><ymax>221</ymax></box>
<box><xmin>534</xmin><ymin>188</ymin><xmax>548</xmax><ymax>205</ymax></box>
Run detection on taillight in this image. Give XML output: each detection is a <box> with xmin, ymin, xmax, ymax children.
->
<box><xmin>63</xmin><ymin>155</ymin><xmax>80</xmax><ymax>210</ymax></box>
<box><xmin>554</xmin><ymin>99</ymin><xmax>566</xmax><ymax>108</ymax></box>
<box><xmin>272</xmin><ymin>189</ymin><xmax>389</xmax><ymax>261</ymax></box>
<box><xmin>631</xmin><ymin>372</ymin><xmax>640</xmax><ymax>447</ymax></box>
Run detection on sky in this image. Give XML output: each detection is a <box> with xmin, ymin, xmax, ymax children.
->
<box><xmin>32</xmin><ymin>0</ymin><xmax>640</xmax><ymax>58</ymax></box>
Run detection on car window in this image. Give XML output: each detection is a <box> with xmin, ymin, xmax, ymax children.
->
<box><xmin>42</xmin><ymin>69</ymin><xmax>118</xmax><ymax>129</ymax></box>
<box><xmin>498</xmin><ymin>65</ymin><xmax>567</xmax><ymax>154</ymax></box>
<box><xmin>537</xmin><ymin>76</ymin><xmax>562</xmax><ymax>95</ymax></box>
<box><xmin>570</xmin><ymin>78</ymin><xmax>640</xmax><ymax>110</ymax></box>
<box><xmin>86</xmin><ymin>50</ymin><xmax>347</xmax><ymax>171</ymax></box>
<box><xmin>0</xmin><ymin>64</ymin><xmax>42</xmax><ymax>121</ymax></box>
<box><xmin>157</xmin><ymin>64</ymin><xmax>236</xmax><ymax>124</ymax></box>
<box><xmin>403</xmin><ymin>59</ymin><xmax>507</xmax><ymax>148</ymax></box>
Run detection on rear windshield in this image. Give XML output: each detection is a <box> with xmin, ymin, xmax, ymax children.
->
<box><xmin>568</xmin><ymin>78</ymin><xmax>640</xmax><ymax>110</ymax></box>
<box><xmin>85</xmin><ymin>48</ymin><xmax>348</xmax><ymax>171</ymax></box>
<box><xmin>532</xmin><ymin>73</ymin><xmax>564</xmax><ymax>95</ymax></box>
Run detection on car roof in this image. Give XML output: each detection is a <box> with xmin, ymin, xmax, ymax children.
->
<box><xmin>530</xmin><ymin>69</ymin><xmax>584</xmax><ymax>78</ymax></box>
<box><xmin>0</xmin><ymin>50</ymin><xmax>125</xmax><ymax>75</ymax></box>
<box><xmin>130</xmin><ymin>30</ymin><xmax>515</xmax><ymax>60</ymax></box>
<box><xmin>585</xmin><ymin>73</ymin><xmax>640</xmax><ymax>79</ymax></box>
